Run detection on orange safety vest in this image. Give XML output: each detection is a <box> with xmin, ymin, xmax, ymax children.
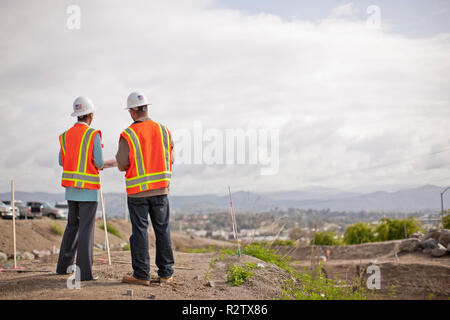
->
<box><xmin>59</xmin><ymin>123</ymin><xmax>102</xmax><ymax>190</ymax></box>
<box><xmin>120</xmin><ymin>120</ymin><xmax>172</xmax><ymax>195</ymax></box>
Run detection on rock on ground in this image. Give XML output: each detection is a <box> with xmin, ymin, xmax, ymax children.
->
<box><xmin>8</xmin><ymin>252</ymin><xmax>21</xmax><ymax>259</ymax></box>
<box><xmin>32</xmin><ymin>249</ymin><xmax>51</xmax><ymax>258</ymax></box>
<box><xmin>399</xmin><ymin>239</ymin><xmax>421</xmax><ymax>253</ymax></box>
<box><xmin>120</xmin><ymin>243</ymin><xmax>128</xmax><ymax>249</ymax></box>
<box><xmin>423</xmin><ymin>230</ymin><xmax>441</xmax><ymax>241</ymax></box>
<box><xmin>421</xmin><ymin>238</ymin><xmax>438</xmax><ymax>249</ymax></box>
<box><xmin>0</xmin><ymin>252</ymin><xmax>6</xmax><ymax>261</ymax></box>
<box><xmin>409</xmin><ymin>232</ymin><xmax>423</xmax><ymax>239</ymax></box>
<box><xmin>20</xmin><ymin>252</ymin><xmax>35</xmax><ymax>260</ymax></box>
<box><xmin>431</xmin><ymin>244</ymin><xmax>447</xmax><ymax>257</ymax></box>
<box><xmin>438</xmin><ymin>230</ymin><xmax>450</xmax><ymax>247</ymax></box>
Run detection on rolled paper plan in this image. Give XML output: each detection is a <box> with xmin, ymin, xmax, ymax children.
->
<box><xmin>103</xmin><ymin>159</ymin><xmax>118</xmax><ymax>168</ymax></box>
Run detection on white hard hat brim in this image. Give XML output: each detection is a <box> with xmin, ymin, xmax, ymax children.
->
<box><xmin>124</xmin><ymin>103</ymin><xmax>151</xmax><ymax>110</ymax></box>
<box><xmin>71</xmin><ymin>110</ymin><xmax>95</xmax><ymax>117</ymax></box>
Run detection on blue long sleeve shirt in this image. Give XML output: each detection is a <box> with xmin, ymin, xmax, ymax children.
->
<box><xmin>59</xmin><ymin>123</ymin><xmax>104</xmax><ymax>202</ymax></box>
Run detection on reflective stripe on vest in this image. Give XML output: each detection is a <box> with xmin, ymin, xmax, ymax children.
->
<box><xmin>125</xmin><ymin>172</ymin><xmax>172</xmax><ymax>188</ymax></box>
<box><xmin>159</xmin><ymin>124</ymin><xmax>171</xmax><ymax>172</ymax></box>
<box><xmin>60</xmin><ymin>131</ymin><xmax>67</xmax><ymax>156</ymax></box>
<box><xmin>123</xmin><ymin>127</ymin><xmax>145</xmax><ymax>176</ymax></box>
<box><xmin>62</xmin><ymin>172</ymin><xmax>100</xmax><ymax>183</ymax></box>
<box><xmin>62</xmin><ymin>127</ymin><xmax>99</xmax><ymax>188</ymax></box>
<box><xmin>123</xmin><ymin>124</ymin><xmax>171</xmax><ymax>190</ymax></box>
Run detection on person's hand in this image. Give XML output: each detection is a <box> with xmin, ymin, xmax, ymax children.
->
<box><xmin>103</xmin><ymin>159</ymin><xmax>118</xmax><ymax>168</ymax></box>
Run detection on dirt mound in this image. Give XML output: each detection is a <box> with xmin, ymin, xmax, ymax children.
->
<box><xmin>288</xmin><ymin>243</ymin><xmax>450</xmax><ymax>300</ymax></box>
<box><xmin>274</xmin><ymin>240</ymin><xmax>403</xmax><ymax>261</ymax></box>
<box><xmin>0</xmin><ymin>218</ymin><xmax>286</xmax><ymax>300</ymax></box>
<box><xmin>0</xmin><ymin>250</ymin><xmax>289</xmax><ymax>300</ymax></box>
<box><xmin>1</xmin><ymin>219</ymin><xmax>449</xmax><ymax>300</ymax></box>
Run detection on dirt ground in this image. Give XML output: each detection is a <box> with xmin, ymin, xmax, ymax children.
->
<box><xmin>0</xmin><ymin>250</ymin><xmax>291</xmax><ymax>300</ymax></box>
<box><xmin>0</xmin><ymin>219</ymin><xmax>449</xmax><ymax>300</ymax></box>
<box><xmin>276</xmin><ymin>242</ymin><xmax>450</xmax><ymax>300</ymax></box>
<box><xmin>0</xmin><ymin>218</ymin><xmax>286</xmax><ymax>300</ymax></box>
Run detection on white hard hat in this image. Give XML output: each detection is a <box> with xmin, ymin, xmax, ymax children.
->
<box><xmin>71</xmin><ymin>96</ymin><xmax>95</xmax><ymax>117</ymax></box>
<box><xmin>125</xmin><ymin>91</ymin><xmax>151</xmax><ymax>110</ymax></box>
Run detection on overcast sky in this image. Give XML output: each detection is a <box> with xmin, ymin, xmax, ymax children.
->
<box><xmin>0</xmin><ymin>0</ymin><xmax>449</xmax><ymax>196</ymax></box>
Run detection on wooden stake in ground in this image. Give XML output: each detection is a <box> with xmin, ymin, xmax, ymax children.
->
<box><xmin>99</xmin><ymin>175</ymin><xmax>111</xmax><ymax>265</ymax></box>
<box><xmin>228</xmin><ymin>186</ymin><xmax>241</xmax><ymax>257</ymax></box>
<box><xmin>11</xmin><ymin>180</ymin><xmax>17</xmax><ymax>269</ymax></box>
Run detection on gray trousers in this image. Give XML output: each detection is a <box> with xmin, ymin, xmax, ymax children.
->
<box><xmin>56</xmin><ymin>200</ymin><xmax>97</xmax><ymax>281</ymax></box>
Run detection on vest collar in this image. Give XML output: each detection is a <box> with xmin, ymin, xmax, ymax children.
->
<box><xmin>75</xmin><ymin>121</ymin><xmax>90</xmax><ymax>127</ymax></box>
<box><xmin>133</xmin><ymin>116</ymin><xmax>151</xmax><ymax>124</ymax></box>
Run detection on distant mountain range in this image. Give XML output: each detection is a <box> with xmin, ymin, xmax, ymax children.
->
<box><xmin>168</xmin><ymin>184</ymin><xmax>448</xmax><ymax>214</ymax></box>
<box><xmin>0</xmin><ymin>184</ymin><xmax>447</xmax><ymax>217</ymax></box>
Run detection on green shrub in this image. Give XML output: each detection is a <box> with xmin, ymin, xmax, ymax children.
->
<box><xmin>122</xmin><ymin>243</ymin><xmax>130</xmax><ymax>251</ymax></box>
<box><xmin>272</xmin><ymin>239</ymin><xmax>296</xmax><ymax>246</ymax></box>
<box><xmin>227</xmin><ymin>262</ymin><xmax>257</xmax><ymax>286</ymax></box>
<box><xmin>186</xmin><ymin>245</ymin><xmax>216</xmax><ymax>253</ymax></box>
<box><xmin>220</xmin><ymin>247</ymin><xmax>238</xmax><ymax>256</ymax></box>
<box><xmin>187</xmin><ymin>246</ymin><xmax>237</xmax><ymax>256</ymax></box>
<box><xmin>375</xmin><ymin>217</ymin><xmax>423</xmax><ymax>241</ymax></box>
<box><xmin>289</xmin><ymin>227</ymin><xmax>305</xmax><ymax>240</ymax></box>
<box><xmin>281</xmin><ymin>274</ymin><xmax>369</xmax><ymax>300</ymax></box>
<box><xmin>442</xmin><ymin>211</ymin><xmax>450</xmax><ymax>229</ymax></box>
<box><xmin>242</xmin><ymin>242</ymin><xmax>370</xmax><ymax>300</ymax></box>
<box><xmin>50</xmin><ymin>223</ymin><xmax>64</xmax><ymax>236</ymax></box>
<box><xmin>242</xmin><ymin>243</ymin><xmax>292</xmax><ymax>273</ymax></box>
<box><xmin>237</xmin><ymin>242</ymin><xmax>370</xmax><ymax>299</ymax></box>
<box><xmin>310</xmin><ymin>231</ymin><xmax>342</xmax><ymax>246</ymax></box>
<box><xmin>190</xmin><ymin>246</ymin><xmax>237</xmax><ymax>267</ymax></box>
<box><xmin>249</xmin><ymin>241</ymin><xmax>270</xmax><ymax>247</ymax></box>
<box><xmin>250</xmin><ymin>239</ymin><xmax>295</xmax><ymax>247</ymax></box>
<box><xmin>99</xmin><ymin>222</ymin><xmax>123</xmax><ymax>239</ymax></box>
<box><xmin>344</xmin><ymin>222</ymin><xmax>375</xmax><ymax>245</ymax></box>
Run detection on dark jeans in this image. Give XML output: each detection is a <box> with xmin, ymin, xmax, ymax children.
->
<box><xmin>56</xmin><ymin>200</ymin><xmax>97</xmax><ymax>281</ymax></box>
<box><xmin>128</xmin><ymin>194</ymin><xmax>174</xmax><ymax>280</ymax></box>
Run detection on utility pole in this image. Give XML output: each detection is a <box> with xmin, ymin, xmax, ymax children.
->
<box><xmin>441</xmin><ymin>187</ymin><xmax>450</xmax><ymax>228</ymax></box>
<box><xmin>11</xmin><ymin>180</ymin><xmax>17</xmax><ymax>269</ymax></box>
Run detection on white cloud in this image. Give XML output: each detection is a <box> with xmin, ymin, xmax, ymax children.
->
<box><xmin>0</xmin><ymin>0</ymin><xmax>449</xmax><ymax>195</ymax></box>
<box><xmin>330</xmin><ymin>3</ymin><xmax>359</xmax><ymax>18</ymax></box>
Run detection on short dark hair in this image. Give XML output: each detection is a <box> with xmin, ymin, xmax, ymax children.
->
<box><xmin>77</xmin><ymin>113</ymin><xmax>91</xmax><ymax>122</ymax></box>
<box><xmin>131</xmin><ymin>105</ymin><xmax>148</xmax><ymax>116</ymax></box>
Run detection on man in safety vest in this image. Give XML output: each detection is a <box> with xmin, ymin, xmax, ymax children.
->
<box><xmin>56</xmin><ymin>96</ymin><xmax>104</xmax><ymax>281</ymax></box>
<box><xmin>116</xmin><ymin>91</ymin><xmax>174</xmax><ymax>286</ymax></box>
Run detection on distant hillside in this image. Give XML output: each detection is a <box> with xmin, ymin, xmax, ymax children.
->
<box><xmin>172</xmin><ymin>185</ymin><xmax>447</xmax><ymax>213</ymax></box>
<box><xmin>0</xmin><ymin>184</ymin><xmax>447</xmax><ymax>216</ymax></box>
<box><xmin>294</xmin><ymin>184</ymin><xmax>446</xmax><ymax>212</ymax></box>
